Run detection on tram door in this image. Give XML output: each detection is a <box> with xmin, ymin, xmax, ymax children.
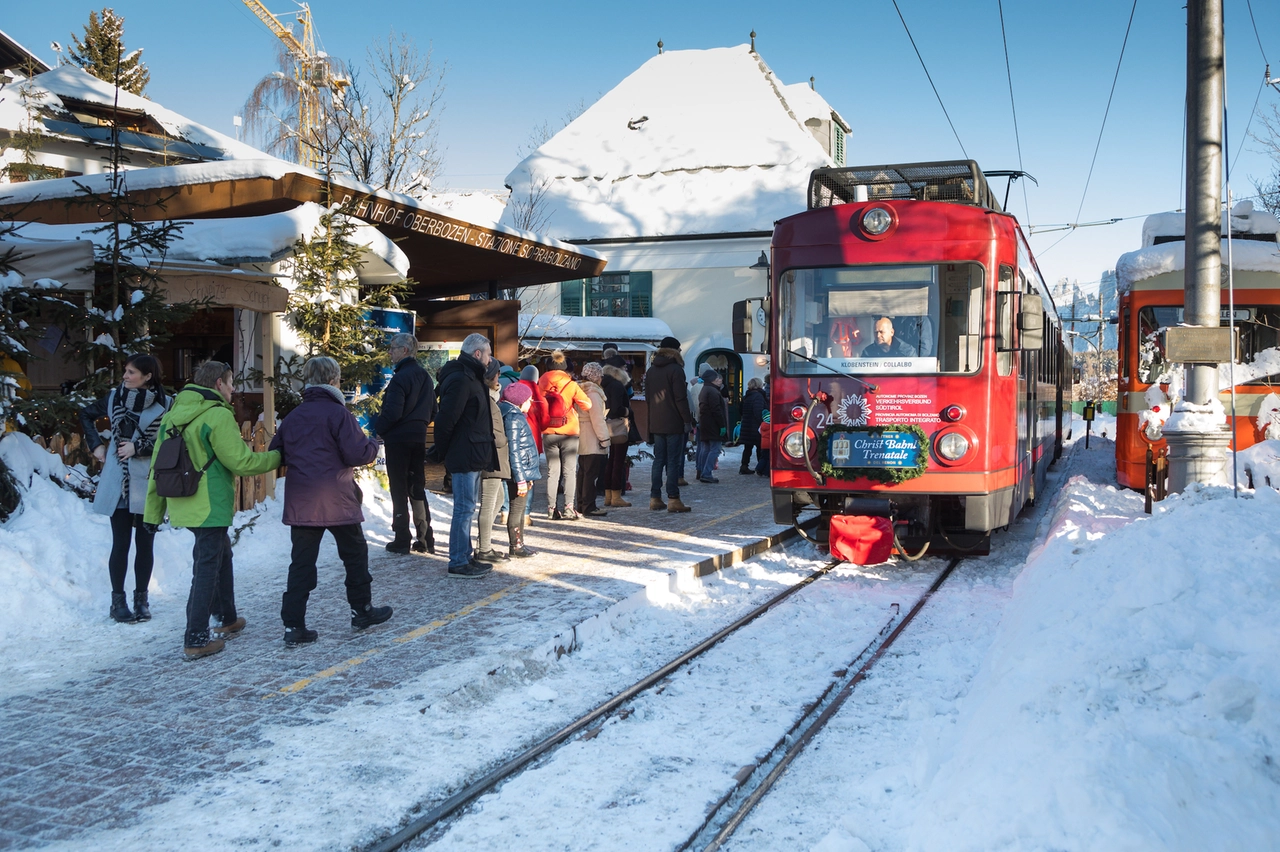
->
<box><xmin>693</xmin><ymin>349</ymin><xmax>743</xmax><ymax>439</ymax></box>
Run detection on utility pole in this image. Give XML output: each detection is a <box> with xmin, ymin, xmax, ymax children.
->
<box><xmin>1165</xmin><ymin>0</ymin><xmax>1233</xmax><ymax>492</ymax></box>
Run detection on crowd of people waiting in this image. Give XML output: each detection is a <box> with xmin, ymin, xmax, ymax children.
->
<box><xmin>80</xmin><ymin>332</ymin><xmax>769</xmax><ymax>659</ymax></box>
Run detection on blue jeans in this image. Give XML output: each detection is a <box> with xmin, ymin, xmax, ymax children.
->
<box><xmin>650</xmin><ymin>433</ymin><xmax>686</xmax><ymax>499</ymax></box>
<box><xmin>698</xmin><ymin>441</ymin><xmax>722</xmax><ymax>480</ymax></box>
<box><xmin>449</xmin><ymin>470</ymin><xmax>482</xmax><ymax>567</ymax></box>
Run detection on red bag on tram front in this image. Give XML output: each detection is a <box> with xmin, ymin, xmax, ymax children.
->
<box><xmin>829</xmin><ymin>515</ymin><xmax>894</xmax><ymax>566</ymax></box>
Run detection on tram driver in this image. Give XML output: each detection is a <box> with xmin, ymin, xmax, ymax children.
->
<box><xmin>860</xmin><ymin>317</ymin><xmax>916</xmax><ymax>358</ymax></box>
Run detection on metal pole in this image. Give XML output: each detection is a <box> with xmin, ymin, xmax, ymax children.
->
<box><xmin>1167</xmin><ymin>0</ymin><xmax>1231</xmax><ymax>492</ymax></box>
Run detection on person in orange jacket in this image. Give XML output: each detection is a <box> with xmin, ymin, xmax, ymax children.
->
<box><xmin>536</xmin><ymin>350</ymin><xmax>592</xmax><ymax>520</ymax></box>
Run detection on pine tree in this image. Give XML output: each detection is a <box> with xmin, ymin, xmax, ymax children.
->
<box><xmin>287</xmin><ymin>206</ymin><xmax>410</xmax><ymax>400</ymax></box>
<box><xmin>68</xmin><ymin>8</ymin><xmax>150</xmax><ymax>96</ymax></box>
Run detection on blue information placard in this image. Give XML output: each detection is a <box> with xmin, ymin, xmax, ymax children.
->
<box><xmin>827</xmin><ymin>430</ymin><xmax>921</xmax><ymax>469</ymax></box>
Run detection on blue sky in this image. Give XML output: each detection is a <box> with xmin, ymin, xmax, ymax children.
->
<box><xmin>5</xmin><ymin>0</ymin><xmax>1280</xmax><ymax>290</ymax></box>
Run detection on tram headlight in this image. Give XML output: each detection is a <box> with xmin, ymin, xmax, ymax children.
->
<box><xmin>862</xmin><ymin>207</ymin><xmax>893</xmax><ymax>235</ymax></box>
<box><xmin>782</xmin><ymin>430</ymin><xmax>808</xmax><ymax>460</ymax></box>
<box><xmin>936</xmin><ymin>431</ymin><xmax>971</xmax><ymax>461</ymax></box>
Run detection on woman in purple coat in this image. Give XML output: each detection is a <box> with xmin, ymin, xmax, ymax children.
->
<box><xmin>268</xmin><ymin>357</ymin><xmax>393</xmax><ymax>647</ymax></box>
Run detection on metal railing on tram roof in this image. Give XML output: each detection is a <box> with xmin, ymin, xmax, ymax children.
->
<box><xmin>808</xmin><ymin>160</ymin><xmax>1003</xmax><ymax>214</ymax></box>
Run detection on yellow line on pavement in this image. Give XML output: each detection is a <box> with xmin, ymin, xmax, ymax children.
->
<box><xmin>265</xmin><ymin>499</ymin><xmax>771</xmax><ymax>699</ymax></box>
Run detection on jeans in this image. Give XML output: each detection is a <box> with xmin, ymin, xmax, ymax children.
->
<box><xmin>448</xmin><ymin>470</ymin><xmax>482</xmax><ymax>567</ymax></box>
<box><xmin>698</xmin><ymin>441</ymin><xmax>722</xmax><ymax>480</ymax></box>
<box><xmin>543</xmin><ymin>434</ymin><xmax>579</xmax><ymax>514</ymax></box>
<box><xmin>280</xmin><ymin>524</ymin><xmax>372</xmax><ymax>628</ymax></box>
<box><xmin>384</xmin><ymin>441</ymin><xmax>426</xmax><ymax>544</ymax></box>
<box><xmin>185</xmin><ymin>527</ymin><xmax>236</xmax><ymax>646</ymax></box>
<box><xmin>650</xmin><ymin>433</ymin><xmax>685</xmax><ymax>499</ymax></box>
<box><xmin>108</xmin><ymin>507</ymin><xmax>154</xmax><ymax>594</ymax></box>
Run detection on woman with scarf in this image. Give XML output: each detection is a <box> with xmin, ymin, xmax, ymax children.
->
<box><xmin>80</xmin><ymin>354</ymin><xmax>171</xmax><ymax>623</ymax></box>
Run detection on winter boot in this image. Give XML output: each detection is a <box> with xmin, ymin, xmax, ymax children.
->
<box><xmin>132</xmin><ymin>590</ymin><xmax>151</xmax><ymax>622</ymax></box>
<box><xmin>212</xmin><ymin>616</ymin><xmax>247</xmax><ymax>638</ymax></box>
<box><xmin>351</xmin><ymin>603</ymin><xmax>393</xmax><ymax>630</ymax></box>
<box><xmin>183</xmin><ymin>633</ymin><xmax>225</xmax><ymax>660</ymax></box>
<box><xmin>582</xmin><ymin>505</ymin><xmax>608</xmax><ymax>518</ymax></box>
<box><xmin>649</xmin><ymin>496</ymin><xmax>667</xmax><ymax>511</ymax></box>
<box><xmin>411</xmin><ymin>499</ymin><xmax>435</xmax><ymax>555</ymax></box>
<box><xmin>284</xmin><ymin>626</ymin><xmax>318</xmax><ymax>647</ymax></box>
<box><xmin>509</xmin><ymin>527</ymin><xmax>536</xmax><ymax>558</ymax></box>
<box><xmin>110</xmin><ymin>592</ymin><xmax>135</xmax><ymax>623</ymax></box>
<box><xmin>608</xmin><ymin>489</ymin><xmax>631</xmax><ymax>508</ymax></box>
<box><xmin>667</xmin><ymin>497</ymin><xmax>692</xmax><ymax>513</ymax></box>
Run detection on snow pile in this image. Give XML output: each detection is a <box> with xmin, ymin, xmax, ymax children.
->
<box><xmin>1164</xmin><ymin>396</ymin><xmax>1227</xmax><ymax>433</ymax></box>
<box><xmin>908</xmin><ymin>479</ymin><xmax>1280</xmax><ymax>850</ymax></box>
<box><xmin>502</xmin><ymin>45</ymin><xmax>836</xmax><ymax>239</ymax></box>
<box><xmin>422</xmin><ymin>190</ymin><xmax>508</xmax><ymax>227</ymax></box>
<box><xmin>1140</xmin><ymin>201</ymin><xmax>1280</xmax><ymax>247</ymax></box>
<box><xmin>1233</xmin><ymin>439</ymin><xmax>1280</xmax><ymax>489</ymax></box>
<box><xmin>1117</xmin><ymin>239</ymin><xmax>1280</xmax><ymax>292</ymax></box>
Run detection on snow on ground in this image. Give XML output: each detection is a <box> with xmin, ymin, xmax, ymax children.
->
<box><xmin>728</xmin><ymin>418</ymin><xmax>1280</xmax><ymax>852</ymax></box>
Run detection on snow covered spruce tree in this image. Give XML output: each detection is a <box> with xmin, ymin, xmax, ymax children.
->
<box><xmin>67</xmin><ymin>8</ymin><xmax>150</xmax><ymax>96</ymax></box>
<box><xmin>286</xmin><ymin>205</ymin><xmax>409</xmax><ymax>409</ymax></box>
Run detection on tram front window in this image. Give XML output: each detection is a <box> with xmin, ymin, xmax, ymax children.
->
<box><xmin>1136</xmin><ymin>305</ymin><xmax>1280</xmax><ymax>385</ymax></box>
<box><xmin>780</xmin><ymin>263</ymin><xmax>983</xmax><ymax>375</ymax></box>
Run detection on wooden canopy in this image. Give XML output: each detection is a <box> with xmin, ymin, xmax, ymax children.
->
<box><xmin>0</xmin><ymin>166</ymin><xmax>604</xmax><ymax>298</ymax></box>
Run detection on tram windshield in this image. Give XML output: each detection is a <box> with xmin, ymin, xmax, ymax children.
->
<box><xmin>1137</xmin><ymin>305</ymin><xmax>1280</xmax><ymax>385</ymax></box>
<box><xmin>780</xmin><ymin>263</ymin><xmax>984</xmax><ymax>375</ymax></box>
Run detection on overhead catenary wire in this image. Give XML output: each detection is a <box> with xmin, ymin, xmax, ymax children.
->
<box><xmin>1039</xmin><ymin>0</ymin><xmax>1140</xmax><ymax>257</ymax></box>
<box><xmin>996</xmin><ymin>0</ymin><xmax>1032</xmax><ymax>228</ymax></box>
<box><xmin>1232</xmin><ymin>0</ymin><xmax>1273</xmax><ymax>178</ymax></box>
<box><xmin>890</xmin><ymin>0</ymin><xmax>968</xmax><ymax>160</ymax></box>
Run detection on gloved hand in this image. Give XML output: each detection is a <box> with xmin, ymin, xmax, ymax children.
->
<box><xmin>719</xmin><ymin>427</ymin><xmax>727</xmax><ymax>438</ymax></box>
<box><xmin>143</xmin><ymin>523</ymin><xmax>160</xmax><ymax>535</ymax></box>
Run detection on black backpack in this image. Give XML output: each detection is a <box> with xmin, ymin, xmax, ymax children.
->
<box><xmin>152</xmin><ymin>419</ymin><xmax>214</xmax><ymax>498</ymax></box>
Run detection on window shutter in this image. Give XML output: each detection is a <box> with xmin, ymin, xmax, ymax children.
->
<box><xmin>561</xmin><ymin>279</ymin><xmax>585</xmax><ymax>316</ymax></box>
<box><xmin>628</xmin><ymin>271</ymin><xmax>653</xmax><ymax>318</ymax></box>
<box><xmin>834</xmin><ymin>127</ymin><xmax>845</xmax><ymax>167</ymax></box>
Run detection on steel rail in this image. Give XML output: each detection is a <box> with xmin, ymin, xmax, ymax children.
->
<box><xmin>366</xmin><ymin>548</ymin><xmax>842</xmax><ymax>852</ymax></box>
<box><xmin>683</xmin><ymin>556</ymin><xmax>963</xmax><ymax>852</ymax></box>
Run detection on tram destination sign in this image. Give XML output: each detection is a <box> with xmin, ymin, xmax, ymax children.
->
<box><xmin>827</xmin><ymin>430</ymin><xmax>921</xmax><ymax>469</ymax></box>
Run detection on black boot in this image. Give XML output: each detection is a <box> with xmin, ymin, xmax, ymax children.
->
<box><xmin>132</xmin><ymin>590</ymin><xmax>151</xmax><ymax>622</ymax></box>
<box><xmin>351</xmin><ymin>603</ymin><xmax>393</xmax><ymax>630</ymax></box>
<box><xmin>509</xmin><ymin>526</ymin><xmax>536</xmax><ymax>558</ymax></box>
<box><xmin>386</xmin><ymin>513</ymin><xmax>411</xmax><ymax>554</ymax></box>
<box><xmin>411</xmin><ymin>499</ymin><xmax>435</xmax><ymax>555</ymax></box>
<box><xmin>110</xmin><ymin>592</ymin><xmax>134</xmax><ymax>623</ymax></box>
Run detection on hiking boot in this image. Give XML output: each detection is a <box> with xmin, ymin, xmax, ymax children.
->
<box><xmin>677</xmin><ymin>478</ymin><xmax>690</xmax><ymax>487</ymax></box>
<box><xmin>283</xmin><ymin>626</ymin><xmax>318</xmax><ymax>647</ymax></box>
<box><xmin>183</xmin><ymin>635</ymin><xmax>225</xmax><ymax>660</ymax></box>
<box><xmin>582</xmin><ymin>506</ymin><xmax>608</xmax><ymax>518</ymax></box>
<box><xmin>474</xmin><ymin>548</ymin><xmax>510</xmax><ymax>562</ymax></box>
<box><xmin>667</xmin><ymin>497</ymin><xmax>692</xmax><ymax>513</ymax></box>
<box><xmin>212</xmin><ymin>616</ymin><xmax>246</xmax><ymax>638</ymax></box>
<box><xmin>132</xmin><ymin>590</ymin><xmax>151</xmax><ymax>622</ymax></box>
<box><xmin>351</xmin><ymin>604</ymin><xmax>393</xmax><ymax>630</ymax></box>
<box><xmin>448</xmin><ymin>561</ymin><xmax>493</xmax><ymax>579</ymax></box>
<box><xmin>609</xmin><ymin>490</ymin><xmax>632</xmax><ymax>508</ymax></box>
<box><xmin>650</xmin><ymin>497</ymin><xmax>667</xmax><ymax>511</ymax></box>
<box><xmin>110</xmin><ymin>592</ymin><xmax>135</xmax><ymax>624</ymax></box>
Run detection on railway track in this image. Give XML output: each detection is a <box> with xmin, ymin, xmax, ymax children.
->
<box><xmin>366</xmin><ymin>550</ymin><xmax>962</xmax><ymax>852</ymax></box>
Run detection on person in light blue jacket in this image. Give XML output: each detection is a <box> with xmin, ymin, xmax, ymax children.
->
<box><xmin>499</xmin><ymin>382</ymin><xmax>541</xmax><ymax>557</ymax></box>
<box><xmin>79</xmin><ymin>354</ymin><xmax>171</xmax><ymax>623</ymax></box>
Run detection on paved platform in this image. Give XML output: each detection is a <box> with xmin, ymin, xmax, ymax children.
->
<box><xmin>0</xmin><ymin>462</ymin><xmax>784</xmax><ymax>848</ymax></box>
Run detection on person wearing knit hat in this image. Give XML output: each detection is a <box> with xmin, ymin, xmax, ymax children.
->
<box><xmin>485</xmin><ymin>382</ymin><xmax>541</xmax><ymax>557</ymax></box>
<box><xmin>659</xmin><ymin>336</ymin><xmax>681</xmax><ymax>351</ymax></box>
<box><xmin>500</xmin><ymin>381</ymin><xmax>532</xmax><ymax>408</ymax></box>
<box><xmin>696</xmin><ymin>370</ymin><xmax>728</xmax><ymax>483</ymax></box>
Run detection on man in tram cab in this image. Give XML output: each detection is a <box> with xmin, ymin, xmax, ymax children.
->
<box><xmin>860</xmin><ymin>317</ymin><xmax>915</xmax><ymax>358</ymax></box>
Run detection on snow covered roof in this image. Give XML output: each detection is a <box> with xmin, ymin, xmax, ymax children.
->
<box><xmin>1117</xmin><ymin>240</ymin><xmax>1280</xmax><ymax>292</ymax></box>
<box><xmin>501</xmin><ymin>45</ymin><xmax>842</xmax><ymax>241</ymax></box>
<box><xmin>519</xmin><ymin>313</ymin><xmax>673</xmax><ymax>350</ymax></box>
<box><xmin>0</xmin><ymin>28</ymin><xmax>51</xmax><ymax>75</ymax></box>
<box><xmin>421</xmin><ymin>191</ymin><xmax>507</xmax><ymax>228</ymax></box>
<box><xmin>780</xmin><ymin>82</ymin><xmax>850</xmax><ymax>131</ymax></box>
<box><xmin>1140</xmin><ymin>201</ymin><xmax>1280</xmax><ymax>247</ymax></box>
<box><xmin>0</xmin><ymin>65</ymin><xmax>272</xmax><ymax>164</ymax></box>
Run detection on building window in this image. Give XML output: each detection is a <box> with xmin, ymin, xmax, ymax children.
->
<box><xmin>560</xmin><ymin>272</ymin><xmax>652</xmax><ymax>317</ymax></box>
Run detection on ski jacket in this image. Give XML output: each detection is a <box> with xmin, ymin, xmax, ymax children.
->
<box><xmin>482</xmin><ymin>391</ymin><xmax>511</xmax><ymax>480</ymax></box>
<box><xmin>739</xmin><ymin>388</ymin><xmax>767</xmax><ymax>441</ymax></box>
<box><xmin>269</xmin><ymin>385</ymin><xmax>378</xmax><ymax>527</ymax></box>
<box><xmin>698</xmin><ymin>382</ymin><xmax>729</xmax><ymax>441</ymax></box>
<box><xmin>431</xmin><ymin>351</ymin><xmax>499</xmax><ymax>475</ymax></box>
<box><xmin>144</xmin><ymin>385</ymin><xmax>281</xmax><ymax>528</ymax></box>
<box><xmin>373</xmin><ymin>356</ymin><xmax>435</xmax><ymax>443</ymax></box>
<box><xmin>537</xmin><ymin>369</ymin><xmax>591</xmax><ymax>437</ymax></box>
<box><xmin>501</xmin><ymin>401</ymin><xmax>541</xmax><ymax>483</ymax></box>
<box><xmin>644</xmin><ymin>347</ymin><xmax>692</xmax><ymax>436</ymax></box>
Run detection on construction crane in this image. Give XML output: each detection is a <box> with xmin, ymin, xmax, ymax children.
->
<box><xmin>242</xmin><ymin>0</ymin><xmax>348</xmax><ymax>169</ymax></box>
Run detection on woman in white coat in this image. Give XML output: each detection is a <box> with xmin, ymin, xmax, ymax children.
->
<box><xmin>79</xmin><ymin>354</ymin><xmax>171</xmax><ymax>623</ymax></box>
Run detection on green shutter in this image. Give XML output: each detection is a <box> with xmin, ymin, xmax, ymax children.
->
<box><xmin>629</xmin><ymin>271</ymin><xmax>653</xmax><ymax>318</ymax></box>
<box><xmin>561</xmin><ymin>279</ymin><xmax>585</xmax><ymax>316</ymax></box>
<box><xmin>834</xmin><ymin>127</ymin><xmax>845</xmax><ymax>167</ymax></box>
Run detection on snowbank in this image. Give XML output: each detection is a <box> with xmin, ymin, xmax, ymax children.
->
<box><xmin>908</xmin><ymin>478</ymin><xmax>1280</xmax><ymax>850</ymax></box>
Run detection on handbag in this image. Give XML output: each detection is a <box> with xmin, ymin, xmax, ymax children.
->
<box><xmin>606</xmin><ymin>416</ymin><xmax>630</xmax><ymax>445</ymax></box>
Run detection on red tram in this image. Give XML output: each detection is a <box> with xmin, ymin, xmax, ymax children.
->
<box><xmin>734</xmin><ymin>161</ymin><xmax>1072</xmax><ymax>554</ymax></box>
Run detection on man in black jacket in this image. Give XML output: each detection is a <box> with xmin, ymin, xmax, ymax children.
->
<box><xmin>375</xmin><ymin>333</ymin><xmax>437</xmax><ymax>555</ymax></box>
<box><xmin>429</xmin><ymin>332</ymin><xmax>499</xmax><ymax>578</ymax></box>
<box><xmin>643</xmin><ymin>336</ymin><xmax>693</xmax><ymax>513</ymax></box>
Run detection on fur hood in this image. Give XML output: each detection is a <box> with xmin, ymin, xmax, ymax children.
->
<box><xmin>602</xmin><ymin>364</ymin><xmax>630</xmax><ymax>385</ymax></box>
<box><xmin>650</xmin><ymin>347</ymin><xmax>684</xmax><ymax>368</ymax></box>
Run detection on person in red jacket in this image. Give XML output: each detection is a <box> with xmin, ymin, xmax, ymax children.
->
<box><xmin>537</xmin><ymin>351</ymin><xmax>592</xmax><ymax>520</ymax></box>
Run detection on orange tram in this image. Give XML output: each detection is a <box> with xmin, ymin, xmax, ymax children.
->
<box><xmin>1114</xmin><ymin>207</ymin><xmax>1280</xmax><ymax>489</ymax></box>
<box><xmin>734</xmin><ymin>161</ymin><xmax>1072</xmax><ymax>555</ymax></box>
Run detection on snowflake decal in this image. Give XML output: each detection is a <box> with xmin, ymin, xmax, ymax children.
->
<box><xmin>836</xmin><ymin>394</ymin><xmax>870</xmax><ymax>427</ymax></box>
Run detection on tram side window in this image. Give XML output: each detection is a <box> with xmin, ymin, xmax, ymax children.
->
<box><xmin>780</xmin><ymin>263</ymin><xmax>983</xmax><ymax>374</ymax></box>
<box><xmin>996</xmin><ymin>265</ymin><xmax>1015</xmax><ymax>376</ymax></box>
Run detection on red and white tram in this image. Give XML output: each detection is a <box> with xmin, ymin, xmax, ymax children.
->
<box><xmin>735</xmin><ymin>161</ymin><xmax>1072</xmax><ymax>554</ymax></box>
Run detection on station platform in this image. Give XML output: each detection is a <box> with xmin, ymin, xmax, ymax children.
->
<box><xmin>0</xmin><ymin>460</ymin><xmax>785</xmax><ymax>846</ymax></box>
